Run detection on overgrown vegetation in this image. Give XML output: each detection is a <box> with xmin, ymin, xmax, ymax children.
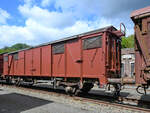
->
<box><xmin>121</xmin><ymin>35</ymin><xmax>134</xmax><ymax>48</ymax></box>
<box><xmin>0</xmin><ymin>43</ymin><xmax>31</xmax><ymax>54</ymax></box>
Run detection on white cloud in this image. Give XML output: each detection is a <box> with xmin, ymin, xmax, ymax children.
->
<box><xmin>0</xmin><ymin>8</ymin><xmax>10</xmax><ymax>24</ymax></box>
<box><xmin>0</xmin><ymin>0</ymin><xmax>133</xmax><ymax>48</ymax></box>
<box><xmin>0</xmin><ymin>16</ymin><xmax>111</xmax><ymax>48</ymax></box>
<box><xmin>19</xmin><ymin>4</ymin><xmax>75</xmax><ymax>28</ymax></box>
<box><xmin>0</xmin><ymin>25</ymin><xmax>34</xmax><ymax>47</ymax></box>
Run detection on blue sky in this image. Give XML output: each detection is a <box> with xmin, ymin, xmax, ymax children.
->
<box><xmin>0</xmin><ymin>0</ymin><xmax>150</xmax><ymax>48</ymax></box>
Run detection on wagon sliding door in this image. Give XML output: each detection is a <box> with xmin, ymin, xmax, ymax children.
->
<box><xmin>41</xmin><ymin>45</ymin><xmax>51</xmax><ymax>76</ymax></box>
<box><xmin>14</xmin><ymin>52</ymin><xmax>25</xmax><ymax>76</ymax></box>
<box><xmin>32</xmin><ymin>48</ymin><xmax>41</xmax><ymax>76</ymax></box>
<box><xmin>25</xmin><ymin>49</ymin><xmax>32</xmax><ymax>76</ymax></box>
<box><xmin>52</xmin><ymin>42</ymin><xmax>65</xmax><ymax>77</ymax></box>
<box><xmin>3</xmin><ymin>55</ymin><xmax>8</xmax><ymax>75</ymax></box>
<box><xmin>66</xmin><ymin>39</ymin><xmax>81</xmax><ymax>77</ymax></box>
<box><xmin>82</xmin><ymin>35</ymin><xmax>105</xmax><ymax>78</ymax></box>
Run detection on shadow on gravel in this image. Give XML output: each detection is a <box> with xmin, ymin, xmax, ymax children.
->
<box><xmin>0</xmin><ymin>93</ymin><xmax>53</xmax><ymax>113</ymax></box>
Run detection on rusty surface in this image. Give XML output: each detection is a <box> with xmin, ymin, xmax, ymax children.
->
<box><xmin>131</xmin><ymin>6</ymin><xmax>150</xmax><ymax>18</ymax></box>
<box><xmin>0</xmin><ymin>55</ymin><xmax>3</xmax><ymax>75</ymax></box>
<box><xmin>2</xmin><ymin>26</ymin><xmax>123</xmax><ymax>86</ymax></box>
<box><xmin>41</xmin><ymin>45</ymin><xmax>51</xmax><ymax>76</ymax></box>
<box><xmin>131</xmin><ymin>7</ymin><xmax>150</xmax><ymax>85</ymax></box>
<box><xmin>3</xmin><ymin>54</ymin><xmax>8</xmax><ymax>75</ymax></box>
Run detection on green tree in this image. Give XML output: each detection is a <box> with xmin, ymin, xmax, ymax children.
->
<box><xmin>121</xmin><ymin>35</ymin><xmax>134</xmax><ymax>48</ymax></box>
<box><xmin>0</xmin><ymin>43</ymin><xmax>31</xmax><ymax>54</ymax></box>
<box><xmin>11</xmin><ymin>43</ymin><xmax>30</xmax><ymax>50</ymax></box>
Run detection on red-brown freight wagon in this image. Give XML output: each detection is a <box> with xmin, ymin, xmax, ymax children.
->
<box><xmin>3</xmin><ymin>26</ymin><xmax>125</xmax><ymax>95</ymax></box>
<box><xmin>131</xmin><ymin>6</ymin><xmax>150</xmax><ymax>94</ymax></box>
<box><xmin>0</xmin><ymin>53</ymin><xmax>4</xmax><ymax>78</ymax></box>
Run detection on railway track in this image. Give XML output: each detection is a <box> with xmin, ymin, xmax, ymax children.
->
<box><xmin>0</xmin><ymin>83</ymin><xmax>150</xmax><ymax>113</ymax></box>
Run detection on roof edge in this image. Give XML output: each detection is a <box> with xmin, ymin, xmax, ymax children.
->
<box><xmin>6</xmin><ymin>25</ymin><xmax>116</xmax><ymax>55</ymax></box>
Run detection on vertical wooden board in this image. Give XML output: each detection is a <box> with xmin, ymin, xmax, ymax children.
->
<box><xmin>81</xmin><ymin>34</ymin><xmax>105</xmax><ymax>79</ymax></box>
<box><xmin>82</xmin><ymin>48</ymin><xmax>103</xmax><ymax>78</ymax></box>
<box><xmin>66</xmin><ymin>39</ymin><xmax>81</xmax><ymax>77</ymax></box>
<box><xmin>3</xmin><ymin>62</ymin><xmax>8</xmax><ymax>75</ymax></box>
<box><xmin>41</xmin><ymin>45</ymin><xmax>51</xmax><ymax>76</ymax></box>
<box><xmin>17</xmin><ymin>51</ymin><xmax>24</xmax><ymax>75</ymax></box>
<box><xmin>3</xmin><ymin>55</ymin><xmax>8</xmax><ymax>75</ymax></box>
<box><xmin>13</xmin><ymin>57</ymin><xmax>18</xmax><ymax>75</ymax></box>
<box><xmin>25</xmin><ymin>50</ymin><xmax>32</xmax><ymax>76</ymax></box>
<box><xmin>135</xmin><ymin>51</ymin><xmax>147</xmax><ymax>84</ymax></box>
<box><xmin>32</xmin><ymin>48</ymin><xmax>41</xmax><ymax>76</ymax></box>
<box><xmin>52</xmin><ymin>54</ymin><xmax>65</xmax><ymax>77</ymax></box>
<box><xmin>8</xmin><ymin>55</ymin><xmax>14</xmax><ymax>75</ymax></box>
<box><xmin>0</xmin><ymin>55</ymin><xmax>3</xmax><ymax>75</ymax></box>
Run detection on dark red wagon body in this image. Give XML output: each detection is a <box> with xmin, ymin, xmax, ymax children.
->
<box><xmin>3</xmin><ymin>26</ymin><xmax>124</xmax><ymax>93</ymax></box>
<box><xmin>131</xmin><ymin>6</ymin><xmax>150</xmax><ymax>94</ymax></box>
<box><xmin>0</xmin><ymin>54</ymin><xmax>3</xmax><ymax>76</ymax></box>
<box><xmin>131</xmin><ymin>6</ymin><xmax>150</xmax><ymax>85</ymax></box>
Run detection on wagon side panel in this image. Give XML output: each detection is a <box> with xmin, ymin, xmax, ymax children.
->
<box><xmin>82</xmin><ymin>33</ymin><xmax>105</xmax><ymax>79</ymax></box>
<box><xmin>52</xmin><ymin>43</ymin><xmax>65</xmax><ymax>77</ymax></box>
<box><xmin>66</xmin><ymin>39</ymin><xmax>81</xmax><ymax>77</ymax></box>
<box><xmin>0</xmin><ymin>55</ymin><xmax>3</xmax><ymax>75</ymax></box>
<box><xmin>32</xmin><ymin>48</ymin><xmax>41</xmax><ymax>76</ymax></box>
<box><xmin>41</xmin><ymin>45</ymin><xmax>51</xmax><ymax>76</ymax></box>
<box><xmin>16</xmin><ymin>51</ymin><xmax>25</xmax><ymax>76</ymax></box>
<box><xmin>13</xmin><ymin>53</ymin><xmax>19</xmax><ymax>76</ymax></box>
<box><xmin>3</xmin><ymin>55</ymin><xmax>8</xmax><ymax>75</ymax></box>
<box><xmin>25</xmin><ymin>50</ymin><xmax>33</xmax><ymax>76</ymax></box>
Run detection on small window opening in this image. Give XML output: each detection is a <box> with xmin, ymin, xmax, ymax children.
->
<box><xmin>13</xmin><ymin>53</ymin><xmax>19</xmax><ymax>60</ymax></box>
<box><xmin>4</xmin><ymin>56</ymin><xmax>8</xmax><ymax>62</ymax></box>
<box><xmin>52</xmin><ymin>43</ymin><xmax>65</xmax><ymax>54</ymax></box>
<box><xmin>83</xmin><ymin>36</ymin><xmax>102</xmax><ymax>50</ymax></box>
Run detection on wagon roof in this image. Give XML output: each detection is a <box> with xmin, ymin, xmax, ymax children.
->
<box><xmin>6</xmin><ymin>25</ymin><xmax>116</xmax><ymax>55</ymax></box>
<box><xmin>131</xmin><ymin>6</ymin><xmax>150</xmax><ymax>19</ymax></box>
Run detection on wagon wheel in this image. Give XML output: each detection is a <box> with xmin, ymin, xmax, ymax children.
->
<box><xmin>81</xmin><ymin>87</ymin><xmax>92</xmax><ymax>94</ymax></box>
<box><xmin>6</xmin><ymin>77</ymin><xmax>12</xmax><ymax>84</ymax></box>
<box><xmin>74</xmin><ymin>89</ymin><xmax>80</xmax><ymax>96</ymax></box>
<box><xmin>15</xmin><ymin>77</ymin><xmax>21</xmax><ymax>86</ymax></box>
<box><xmin>81</xmin><ymin>83</ymin><xmax>94</xmax><ymax>94</ymax></box>
<box><xmin>28</xmin><ymin>80</ymin><xmax>34</xmax><ymax>86</ymax></box>
<box><xmin>113</xmin><ymin>83</ymin><xmax>121</xmax><ymax>97</ymax></box>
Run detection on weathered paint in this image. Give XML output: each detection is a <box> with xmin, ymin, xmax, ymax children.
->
<box><xmin>2</xmin><ymin>26</ymin><xmax>123</xmax><ymax>86</ymax></box>
<box><xmin>66</xmin><ymin>39</ymin><xmax>81</xmax><ymax>77</ymax></box>
<box><xmin>131</xmin><ymin>6</ymin><xmax>150</xmax><ymax>85</ymax></box>
<box><xmin>0</xmin><ymin>55</ymin><xmax>3</xmax><ymax>75</ymax></box>
<box><xmin>41</xmin><ymin>45</ymin><xmax>51</xmax><ymax>76</ymax></box>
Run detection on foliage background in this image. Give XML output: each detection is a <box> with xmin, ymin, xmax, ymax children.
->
<box><xmin>0</xmin><ymin>43</ymin><xmax>31</xmax><ymax>54</ymax></box>
<box><xmin>121</xmin><ymin>35</ymin><xmax>134</xmax><ymax>48</ymax></box>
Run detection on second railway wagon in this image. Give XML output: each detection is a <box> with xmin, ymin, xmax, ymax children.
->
<box><xmin>131</xmin><ymin>6</ymin><xmax>150</xmax><ymax>94</ymax></box>
<box><xmin>2</xmin><ymin>26</ymin><xmax>125</xmax><ymax>95</ymax></box>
